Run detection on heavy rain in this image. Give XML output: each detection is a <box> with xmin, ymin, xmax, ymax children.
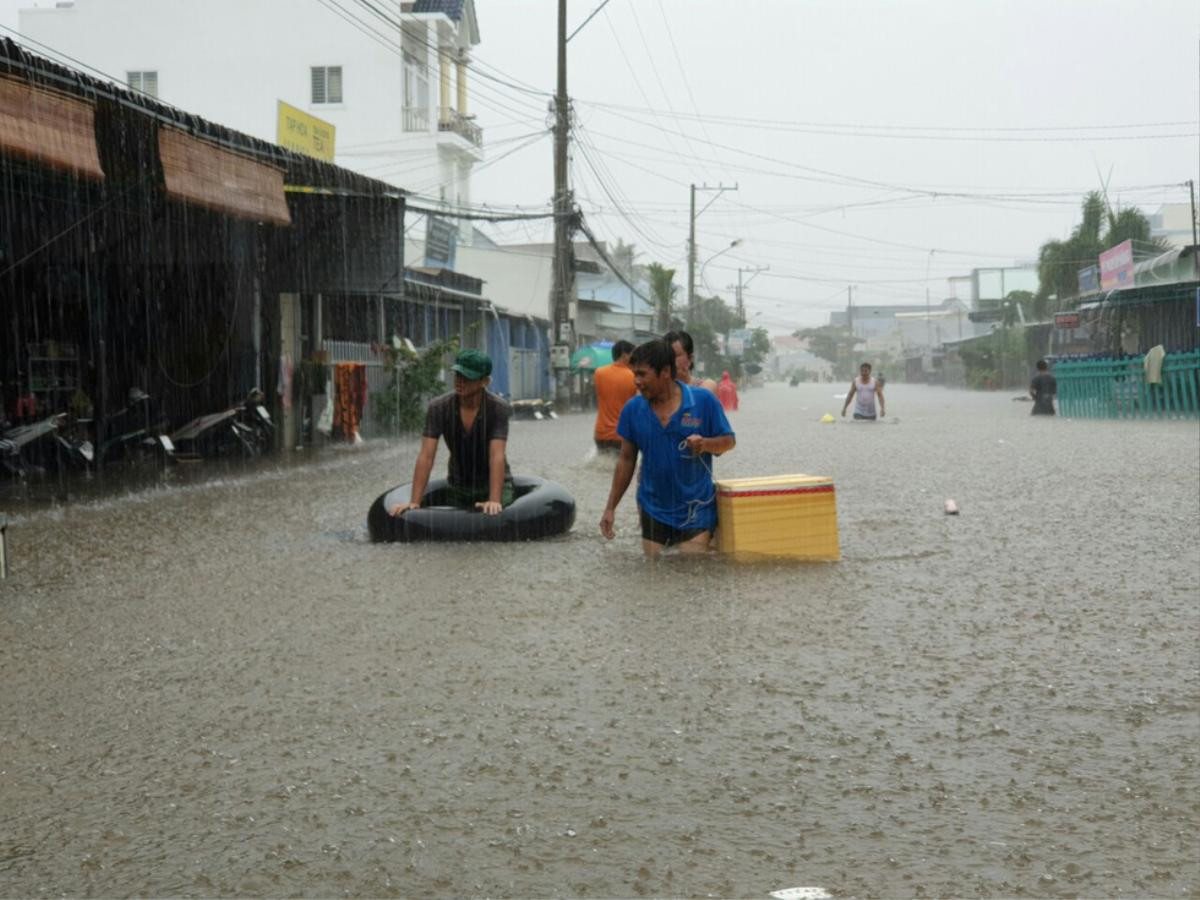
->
<box><xmin>2</xmin><ymin>1</ymin><xmax>1198</xmax><ymax>898</ymax></box>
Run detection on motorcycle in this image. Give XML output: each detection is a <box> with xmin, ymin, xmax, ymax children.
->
<box><xmin>0</xmin><ymin>412</ymin><xmax>94</xmax><ymax>479</ymax></box>
<box><xmin>171</xmin><ymin>389</ymin><xmax>274</xmax><ymax>460</ymax></box>
<box><xmin>96</xmin><ymin>387</ymin><xmax>175</xmax><ymax>467</ymax></box>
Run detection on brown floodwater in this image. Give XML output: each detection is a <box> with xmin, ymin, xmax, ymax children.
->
<box><xmin>1</xmin><ymin>383</ymin><xmax>1197</xmax><ymax>898</ymax></box>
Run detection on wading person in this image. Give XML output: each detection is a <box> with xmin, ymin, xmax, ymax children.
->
<box><xmin>1029</xmin><ymin>359</ymin><xmax>1057</xmax><ymax>416</ymax></box>
<box><xmin>600</xmin><ymin>339</ymin><xmax>735</xmax><ymax>556</ymax></box>
<box><xmin>390</xmin><ymin>348</ymin><xmax>513</xmax><ymax>517</ymax></box>
<box><xmin>716</xmin><ymin>370</ymin><xmax>739</xmax><ymax>412</ymax></box>
<box><xmin>664</xmin><ymin>329</ymin><xmax>718</xmax><ymax>393</ymax></box>
<box><xmin>841</xmin><ymin>362</ymin><xmax>886</xmax><ymax>421</ymax></box>
<box><xmin>592</xmin><ymin>340</ymin><xmax>636</xmax><ymax>453</ymax></box>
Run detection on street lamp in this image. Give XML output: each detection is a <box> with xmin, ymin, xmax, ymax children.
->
<box><xmin>699</xmin><ymin>239</ymin><xmax>742</xmax><ymax>298</ymax></box>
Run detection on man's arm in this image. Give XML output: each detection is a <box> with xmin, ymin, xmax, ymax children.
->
<box><xmin>841</xmin><ymin>384</ymin><xmax>855</xmax><ymax>416</ymax></box>
<box><xmin>391</xmin><ymin>436</ymin><xmax>438</xmax><ymax>515</ymax></box>
<box><xmin>476</xmin><ymin>438</ymin><xmax>507</xmax><ymax>516</ymax></box>
<box><xmin>600</xmin><ymin>440</ymin><xmax>639</xmax><ymax>539</ymax></box>
<box><xmin>875</xmin><ymin>382</ymin><xmax>885</xmax><ymax>416</ymax></box>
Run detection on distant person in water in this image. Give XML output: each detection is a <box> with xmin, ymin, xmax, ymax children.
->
<box><xmin>1029</xmin><ymin>359</ymin><xmax>1057</xmax><ymax>415</ymax></box>
<box><xmin>390</xmin><ymin>349</ymin><xmax>513</xmax><ymax>517</ymax></box>
<box><xmin>592</xmin><ymin>340</ymin><xmax>636</xmax><ymax>452</ymax></box>
<box><xmin>841</xmin><ymin>362</ymin><xmax>885</xmax><ymax>420</ymax></box>
<box><xmin>664</xmin><ymin>329</ymin><xmax>718</xmax><ymax>393</ymax></box>
<box><xmin>716</xmin><ymin>370</ymin><xmax>739</xmax><ymax>412</ymax></box>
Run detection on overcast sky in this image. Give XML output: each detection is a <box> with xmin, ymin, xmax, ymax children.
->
<box><xmin>3</xmin><ymin>0</ymin><xmax>1197</xmax><ymax>331</ymax></box>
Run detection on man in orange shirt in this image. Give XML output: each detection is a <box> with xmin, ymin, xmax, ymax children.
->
<box><xmin>592</xmin><ymin>340</ymin><xmax>636</xmax><ymax>452</ymax></box>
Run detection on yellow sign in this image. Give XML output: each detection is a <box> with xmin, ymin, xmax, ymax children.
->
<box><xmin>276</xmin><ymin>100</ymin><xmax>335</xmax><ymax>162</ymax></box>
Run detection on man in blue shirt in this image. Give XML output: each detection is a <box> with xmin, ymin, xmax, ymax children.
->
<box><xmin>600</xmin><ymin>339</ymin><xmax>736</xmax><ymax>556</ymax></box>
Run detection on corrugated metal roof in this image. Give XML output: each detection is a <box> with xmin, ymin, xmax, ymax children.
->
<box><xmin>412</xmin><ymin>0</ymin><xmax>465</xmax><ymax>20</ymax></box>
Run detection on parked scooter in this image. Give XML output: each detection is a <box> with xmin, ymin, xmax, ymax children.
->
<box><xmin>97</xmin><ymin>387</ymin><xmax>175</xmax><ymax>467</ymax></box>
<box><xmin>171</xmin><ymin>389</ymin><xmax>274</xmax><ymax>460</ymax></box>
<box><xmin>0</xmin><ymin>412</ymin><xmax>93</xmax><ymax>478</ymax></box>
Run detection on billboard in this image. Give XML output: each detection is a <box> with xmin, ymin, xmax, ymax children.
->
<box><xmin>276</xmin><ymin>101</ymin><xmax>335</xmax><ymax>162</ymax></box>
<box><xmin>424</xmin><ymin>215</ymin><xmax>458</xmax><ymax>269</ymax></box>
<box><xmin>1077</xmin><ymin>264</ymin><xmax>1099</xmax><ymax>295</ymax></box>
<box><xmin>1099</xmin><ymin>239</ymin><xmax>1134</xmax><ymax>291</ymax></box>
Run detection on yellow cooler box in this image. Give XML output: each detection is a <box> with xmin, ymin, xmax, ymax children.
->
<box><xmin>715</xmin><ymin>474</ymin><xmax>840</xmax><ymax>561</ymax></box>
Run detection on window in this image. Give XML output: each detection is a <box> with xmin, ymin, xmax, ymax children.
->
<box><xmin>402</xmin><ymin>52</ymin><xmax>429</xmax><ymax>131</ymax></box>
<box><xmin>311</xmin><ymin>66</ymin><xmax>343</xmax><ymax>104</ymax></box>
<box><xmin>127</xmin><ymin>70</ymin><xmax>158</xmax><ymax>98</ymax></box>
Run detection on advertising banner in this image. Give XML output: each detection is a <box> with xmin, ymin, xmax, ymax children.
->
<box><xmin>424</xmin><ymin>215</ymin><xmax>458</xmax><ymax>269</ymax></box>
<box><xmin>276</xmin><ymin>101</ymin><xmax>335</xmax><ymax>162</ymax></box>
<box><xmin>1098</xmin><ymin>239</ymin><xmax>1134</xmax><ymax>291</ymax></box>
<box><xmin>1076</xmin><ymin>264</ymin><xmax>1099</xmax><ymax>295</ymax></box>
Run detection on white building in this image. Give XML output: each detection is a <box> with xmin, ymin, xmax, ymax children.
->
<box><xmin>18</xmin><ymin>0</ymin><xmax>483</xmax><ymax>237</ymax></box>
<box><xmin>1148</xmin><ymin>203</ymin><xmax>1196</xmax><ymax>249</ymax></box>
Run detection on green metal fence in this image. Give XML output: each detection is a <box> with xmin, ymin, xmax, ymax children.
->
<box><xmin>1056</xmin><ymin>350</ymin><xmax>1200</xmax><ymax>419</ymax></box>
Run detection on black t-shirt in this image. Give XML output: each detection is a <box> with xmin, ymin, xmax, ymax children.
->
<box><xmin>423</xmin><ymin>391</ymin><xmax>512</xmax><ymax>489</ymax></box>
<box><xmin>1030</xmin><ymin>372</ymin><xmax>1057</xmax><ymax>415</ymax></box>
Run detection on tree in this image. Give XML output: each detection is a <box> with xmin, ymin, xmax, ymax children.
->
<box><xmin>794</xmin><ymin>324</ymin><xmax>858</xmax><ymax>380</ymax></box>
<box><xmin>1037</xmin><ymin>191</ymin><xmax>1171</xmax><ymax>306</ymax></box>
<box><xmin>647</xmin><ymin>262</ymin><xmax>677</xmax><ymax>332</ymax></box>
<box><xmin>610</xmin><ymin>238</ymin><xmax>639</xmax><ymax>280</ymax></box>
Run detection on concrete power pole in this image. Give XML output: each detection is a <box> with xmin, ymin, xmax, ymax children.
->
<box><xmin>550</xmin><ymin>0</ymin><xmax>575</xmax><ymax>407</ymax></box>
<box><xmin>687</xmin><ymin>183</ymin><xmax>737</xmax><ymax>323</ymax></box>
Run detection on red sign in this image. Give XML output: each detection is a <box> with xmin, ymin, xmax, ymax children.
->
<box><xmin>1054</xmin><ymin>313</ymin><xmax>1080</xmax><ymax>328</ymax></box>
<box><xmin>1099</xmin><ymin>239</ymin><xmax>1134</xmax><ymax>291</ymax></box>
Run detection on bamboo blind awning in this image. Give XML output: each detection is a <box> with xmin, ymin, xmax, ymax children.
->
<box><xmin>0</xmin><ymin>75</ymin><xmax>104</xmax><ymax>179</ymax></box>
<box><xmin>159</xmin><ymin>127</ymin><xmax>291</xmax><ymax>225</ymax></box>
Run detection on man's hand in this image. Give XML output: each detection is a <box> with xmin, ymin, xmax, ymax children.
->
<box><xmin>475</xmin><ymin>500</ymin><xmax>502</xmax><ymax>516</ymax></box>
<box><xmin>684</xmin><ymin>433</ymin><xmax>705</xmax><ymax>455</ymax></box>
<box><xmin>840</xmin><ymin>407</ymin><xmax>847</xmax><ymax>417</ymax></box>
<box><xmin>389</xmin><ymin>501</ymin><xmax>421</xmax><ymax>516</ymax></box>
<box><xmin>600</xmin><ymin>507</ymin><xmax>616</xmax><ymax>539</ymax></box>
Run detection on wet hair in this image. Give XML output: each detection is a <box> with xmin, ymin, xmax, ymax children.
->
<box><xmin>630</xmin><ymin>339</ymin><xmax>676</xmax><ymax>377</ymax></box>
<box><xmin>663</xmin><ymin>330</ymin><xmax>695</xmax><ymax>361</ymax></box>
<box><xmin>859</xmin><ymin>362</ymin><xmax>872</xmax><ymax>371</ymax></box>
<box><xmin>1036</xmin><ymin>359</ymin><xmax>1048</xmax><ymax>371</ymax></box>
<box><xmin>611</xmin><ymin>340</ymin><xmax>634</xmax><ymax>360</ymax></box>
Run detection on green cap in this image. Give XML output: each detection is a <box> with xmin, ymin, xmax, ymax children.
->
<box><xmin>451</xmin><ymin>348</ymin><xmax>492</xmax><ymax>380</ymax></box>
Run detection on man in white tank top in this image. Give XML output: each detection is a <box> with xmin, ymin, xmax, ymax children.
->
<box><xmin>841</xmin><ymin>362</ymin><xmax>886</xmax><ymax>420</ymax></box>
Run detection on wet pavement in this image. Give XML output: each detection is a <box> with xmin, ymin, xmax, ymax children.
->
<box><xmin>1</xmin><ymin>383</ymin><xmax>1198</xmax><ymax>898</ymax></box>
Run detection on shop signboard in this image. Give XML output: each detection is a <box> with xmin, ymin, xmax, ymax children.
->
<box><xmin>1099</xmin><ymin>239</ymin><xmax>1134</xmax><ymax>291</ymax></box>
<box><xmin>276</xmin><ymin>101</ymin><xmax>335</xmax><ymax>162</ymax></box>
<box><xmin>1077</xmin><ymin>264</ymin><xmax>1099</xmax><ymax>295</ymax></box>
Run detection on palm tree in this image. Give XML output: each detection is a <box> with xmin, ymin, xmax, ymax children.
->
<box><xmin>1036</xmin><ymin>191</ymin><xmax>1168</xmax><ymax>307</ymax></box>
<box><xmin>646</xmin><ymin>263</ymin><xmax>678</xmax><ymax>332</ymax></box>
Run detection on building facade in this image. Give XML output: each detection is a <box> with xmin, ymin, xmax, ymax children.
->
<box><xmin>19</xmin><ymin>0</ymin><xmax>483</xmax><ymax>237</ymax></box>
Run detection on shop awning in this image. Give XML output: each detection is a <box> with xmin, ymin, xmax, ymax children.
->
<box><xmin>0</xmin><ymin>75</ymin><xmax>104</xmax><ymax>179</ymax></box>
<box><xmin>159</xmin><ymin>127</ymin><xmax>291</xmax><ymax>225</ymax></box>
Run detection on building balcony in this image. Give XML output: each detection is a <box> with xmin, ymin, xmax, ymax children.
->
<box><xmin>403</xmin><ymin>106</ymin><xmax>430</xmax><ymax>132</ymax></box>
<box><xmin>437</xmin><ymin>107</ymin><xmax>482</xmax><ymax>146</ymax></box>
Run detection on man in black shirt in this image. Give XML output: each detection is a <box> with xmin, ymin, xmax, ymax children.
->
<box><xmin>390</xmin><ymin>349</ymin><xmax>514</xmax><ymax>516</ymax></box>
<box><xmin>1029</xmin><ymin>359</ymin><xmax>1057</xmax><ymax>416</ymax></box>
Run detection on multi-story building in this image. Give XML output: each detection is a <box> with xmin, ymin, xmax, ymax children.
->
<box><xmin>18</xmin><ymin>0</ymin><xmax>483</xmax><ymax>237</ymax></box>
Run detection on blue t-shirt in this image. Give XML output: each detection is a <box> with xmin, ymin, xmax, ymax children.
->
<box><xmin>616</xmin><ymin>381</ymin><xmax>734</xmax><ymax>531</ymax></box>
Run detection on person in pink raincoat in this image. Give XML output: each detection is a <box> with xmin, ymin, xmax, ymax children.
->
<box><xmin>716</xmin><ymin>371</ymin><xmax>739</xmax><ymax>412</ymax></box>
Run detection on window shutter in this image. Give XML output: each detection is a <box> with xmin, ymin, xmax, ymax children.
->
<box><xmin>142</xmin><ymin>71</ymin><xmax>158</xmax><ymax>97</ymax></box>
<box><xmin>127</xmin><ymin>71</ymin><xmax>141</xmax><ymax>92</ymax></box>
<box><xmin>327</xmin><ymin>66</ymin><xmax>342</xmax><ymax>104</ymax></box>
<box><xmin>311</xmin><ymin>67</ymin><xmax>326</xmax><ymax>104</ymax></box>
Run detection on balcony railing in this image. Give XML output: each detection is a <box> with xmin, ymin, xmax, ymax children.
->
<box><xmin>437</xmin><ymin>107</ymin><xmax>482</xmax><ymax>147</ymax></box>
<box><xmin>403</xmin><ymin>106</ymin><xmax>430</xmax><ymax>132</ymax></box>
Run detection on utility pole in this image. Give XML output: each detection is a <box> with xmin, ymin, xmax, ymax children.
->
<box><xmin>1189</xmin><ymin>179</ymin><xmax>1198</xmax><ymax>271</ymax></box>
<box><xmin>735</xmin><ymin>265</ymin><xmax>768</xmax><ymax>323</ymax></box>
<box><xmin>687</xmin><ymin>182</ymin><xmax>737</xmax><ymax>323</ymax></box>
<box><xmin>550</xmin><ymin>0</ymin><xmax>575</xmax><ymax>408</ymax></box>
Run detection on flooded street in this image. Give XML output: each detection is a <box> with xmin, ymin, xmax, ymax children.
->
<box><xmin>2</xmin><ymin>383</ymin><xmax>1197</xmax><ymax>898</ymax></box>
